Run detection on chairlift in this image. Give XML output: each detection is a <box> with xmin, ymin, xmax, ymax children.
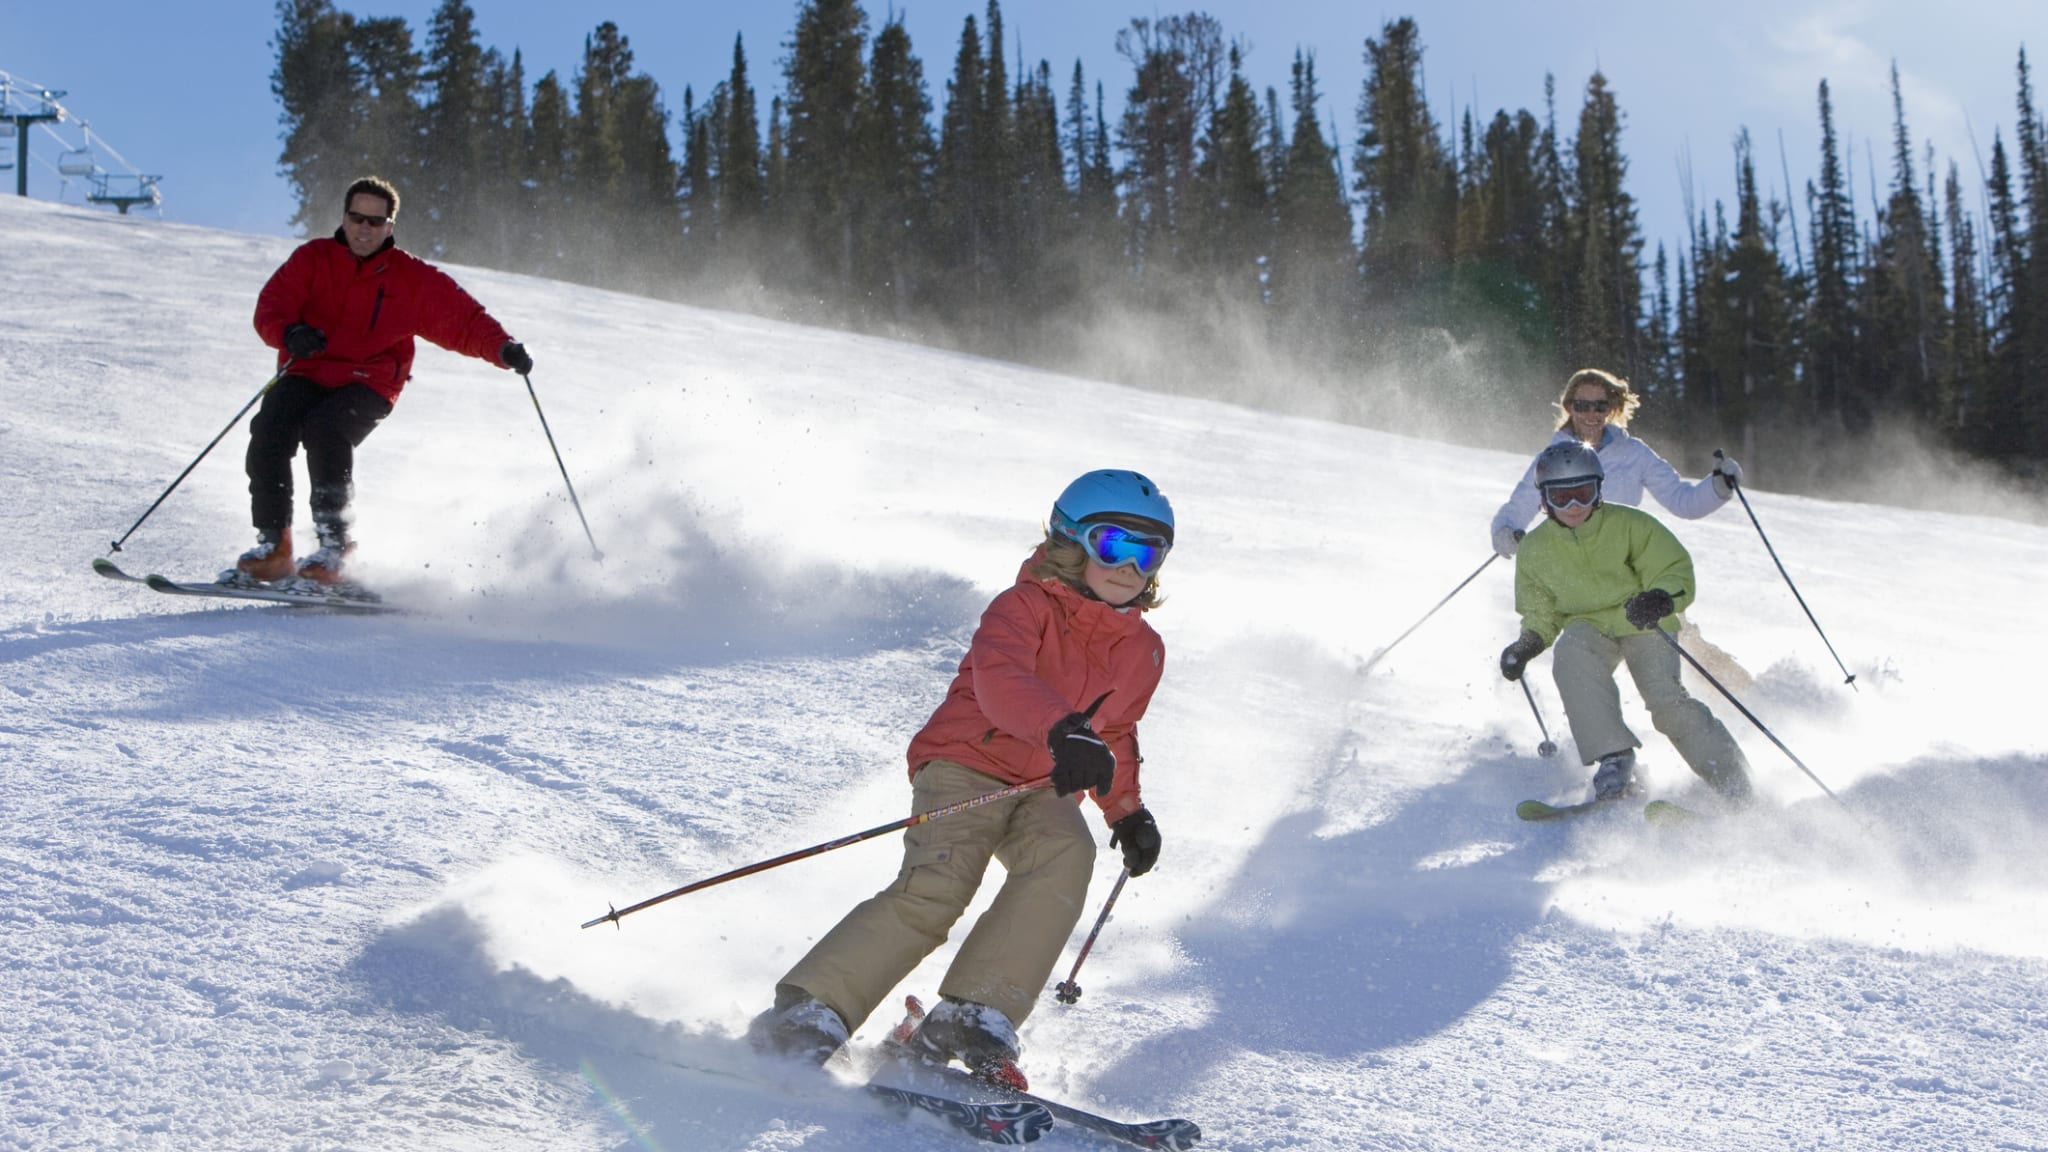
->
<box><xmin>0</xmin><ymin>121</ymin><xmax>16</xmax><ymax>138</ymax></box>
<box><xmin>58</xmin><ymin>147</ymin><xmax>97</xmax><ymax>175</ymax></box>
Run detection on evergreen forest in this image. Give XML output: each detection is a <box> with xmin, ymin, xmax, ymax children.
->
<box><xmin>270</xmin><ymin>0</ymin><xmax>2048</xmax><ymax>498</ymax></box>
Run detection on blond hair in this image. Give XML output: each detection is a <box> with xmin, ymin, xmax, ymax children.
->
<box><xmin>1555</xmin><ymin>368</ymin><xmax>1641</xmax><ymax>432</ymax></box>
<box><xmin>1028</xmin><ymin>533</ymin><xmax>1165</xmax><ymax>611</ymax></box>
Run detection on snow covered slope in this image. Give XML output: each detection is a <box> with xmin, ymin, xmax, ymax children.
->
<box><xmin>2</xmin><ymin>193</ymin><xmax>2044</xmax><ymax>1151</ymax></box>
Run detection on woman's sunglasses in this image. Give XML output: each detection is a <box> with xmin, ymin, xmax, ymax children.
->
<box><xmin>1570</xmin><ymin>399</ymin><xmax>1612</xmax><ymax>413</ymax></box>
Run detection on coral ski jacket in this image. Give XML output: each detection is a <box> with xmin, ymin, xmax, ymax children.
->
<box><xmin>907</xmin><ymin>554</ymin><xmax>1165</xmax><ymax>826</ymax></box>
<box><xmin>253</xmin><ymin>231</ymin><xmax>513</xmax><ymax>404</ymax></box>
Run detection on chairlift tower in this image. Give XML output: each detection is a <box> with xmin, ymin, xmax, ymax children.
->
<box><xmin>0</xmin><ymin>77</ymin><xmax>66</xmax><ymax>198</ymax></box>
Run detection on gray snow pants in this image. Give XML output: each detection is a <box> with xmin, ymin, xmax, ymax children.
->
<box><xmin>1551</xmin><ymin>621</ymin><xmax>1754</xmax><ymax>801</ymax></box>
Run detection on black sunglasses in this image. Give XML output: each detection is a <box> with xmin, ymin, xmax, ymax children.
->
<box><xmin>1570</xmin><ymin>399</ymin><xmax>1612</xmax><ymax>413</ymax></box>
<box><xmin>345</xmin><ymin>210</ymin><xmax>392</xmax><ymax>227</ymax></box>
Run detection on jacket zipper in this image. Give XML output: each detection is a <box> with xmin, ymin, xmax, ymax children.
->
<box><xmin>368</xmin><ymin>285</ymin><xmax>385</xmax><ymax>332</ymax></box>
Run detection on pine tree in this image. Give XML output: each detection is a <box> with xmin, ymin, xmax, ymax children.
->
<box><xmin>1196</xmin><ymin>44</ymin><xmax>1270</xmax><ymax>307</ymax></box>
<box><xmin>418</xmin><ymin>0</ymin><xmax>486</xmax><ymax>261</ymax></box>
<box><xmin>1806</xmin><ymin>79</ymin><xmax>1859</xmax><ymax>428</ymax></box>
<box><xmin>526</xmin><ymin>70</ymin><xmax>573</xmax><ymax>277</ymax></box>
<box><xmin>1860</xmin><ymin>62</ymin><xmax>1944</xmax><ymax>428</ymax></box>
<box><xmin>1114</xmin><ymin>17</ymin><xmax>1212</xmax><ymax>289</ymax></box>
<box><xmin>272</xmin><ymin>0</ymin><xmax>361</xmax><ymax>234</ymax></box>
<box><xmin>1944</xmin><ymin>162</ymin><xmax>1989</xmax><ymax>441</ymax></box>
<box><xmin>783</xmin><ymin>0</ymin><xmax>871</xmax><ymax>294</ymax></box>
<box><xmin>1984</xmin><ymin>131</ymin><xmax>2028</xmax><ymax>458</ymax></box>
<box><xmin>1561</xmin><ymin>71</ymin><xmax>1645</xmax><ymax>378</ymax></box>
<box><xmin>2018</xmin><ymin>48</ymin><xmax>2048</xmax><ymax>458</ymax></box>
<box><xmin>723</xmin><ymin>37</ymin><xmax>765</xmax><ymax>227</ymax></box>
<box><xmin>856</xmin><ymin>16</ymin><xmax>936</xmax><ymax>320</ymax></box>
<box><xmin>1354</xmin><ymin>18</ymin><xmax>1453</xmax><ymax>312</ymax></box>
<box><xmin>1268</xmin><ymin>49</ymin><xmax>1357</xmax><ymax>354</ymax></box>
<box><xmin>1698</xmin><ymin>130</ymin><xmax>1795</xmax><ymax>464</ymax></box>
<box><xmin>933</xmin><ymin>15</ymin><xmax>989</xmax><ymax>311</ymax></box>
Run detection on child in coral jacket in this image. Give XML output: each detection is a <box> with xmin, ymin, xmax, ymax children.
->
<box><xmin>749</xmin><ymin>470</ymin><xmax>1175</xmax><ymax>1084</ymax></box>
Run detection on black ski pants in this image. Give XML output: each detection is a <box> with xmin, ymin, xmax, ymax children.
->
<box><xmin>245</xmin><ymin>376</ymin><xmax>392</xmax><ymax>538</ymax></box>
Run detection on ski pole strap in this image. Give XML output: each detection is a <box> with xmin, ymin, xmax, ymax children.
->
<box><xmin>581</xmin><ymin>776</ymin><xmax>1052</xmax><ymax>929</ymax></box>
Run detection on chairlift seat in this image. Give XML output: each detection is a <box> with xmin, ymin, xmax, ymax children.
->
<box><xmin>58</xmin><ymin>148</ymin><xmax>97</xmax><ymax>175</ymax></box>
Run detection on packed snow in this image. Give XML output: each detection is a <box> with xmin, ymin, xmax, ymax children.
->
<box><xmin>2</xmin><ymin>194</ymin><xmax>2044</xmax><ymax>1151</ymax></box>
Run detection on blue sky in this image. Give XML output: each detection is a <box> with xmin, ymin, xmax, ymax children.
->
<box><xmin>6</xmin><ymin>1</ymin><xmax>2042</xmax><ymax>257</ymax></box>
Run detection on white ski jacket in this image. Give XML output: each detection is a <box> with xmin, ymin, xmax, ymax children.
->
<box><xmin>1490</xmin><ymin>425</ymin><xmax>1727</xmax><ymax>542</ymax></box>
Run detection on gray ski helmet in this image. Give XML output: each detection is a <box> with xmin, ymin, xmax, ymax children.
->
<box><xmin>1533</xmin><ymin>441</ymin><xmax>1604</xmax><ymax>488</ymax></box>
<box><xmin>1533</xmin><ymin>441</ymin><xmax>1604</xmax><ymax>512</ymax></box>
<box><xmin>1051</xmin><ymin>469</ymin><xmax>1174</xmax><ymax>544</ymax></box>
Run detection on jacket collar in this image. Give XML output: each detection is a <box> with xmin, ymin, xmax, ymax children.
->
<box><xmin>1014</xmin><ymin>554</ymin><xmax>1148</xmax><ymax>624</ymax></box>
<box><xmin>328</xmin><ymin>229</ymin><xmax>398</xmax><ymax>263</ymax></box>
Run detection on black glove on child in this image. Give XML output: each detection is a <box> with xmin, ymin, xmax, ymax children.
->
<box><xmin>1110</xmin><ymin>808</ymin><xmax>1161</xmax><ymax>877</ymax></box>
<box><xmin>1047</xmin><ymin>711</ymin><xmax>1116</xmax><ymax>797</ymax></box>
<box><xmin>500</xmin><ymin>341</ymin><xmax>533</xmax><ymax>374</ymax></box>
<box><xmin>1499</xmin><ymin>629</ymin><xmax>1547</xmax><ymax>682</ymax></box>
<box><xmin>1624</xmin><ymin>588</ymin><xmax>1677</xmax><ymax>630</ymax></box>
<box><xmin>283</xmin><ymin>323</ymin><xmax>327</xmax><ymax>359</ymax></box>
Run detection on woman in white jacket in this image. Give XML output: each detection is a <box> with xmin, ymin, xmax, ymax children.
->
<box><xmin>1490</xmin><ymin>368</ymin><xmax>1741</xmax><ymax>557</ymax></box>
<box><xmin>1491</xmin><ymin>368</ymin><xmax>1753</xmax><ymax>691</ymax></box>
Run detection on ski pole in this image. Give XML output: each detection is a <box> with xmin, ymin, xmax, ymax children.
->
<box><xmin>1519</xmin><ymin>678</ymin><xmax>1559</xmax><ymax>758</ymax></box>
<box><xmin>1655</xmin><ymin>628</ymin><xmax>1847</xmax><ymax>809</ymax></box>
<box><xmin>1053</xmin><ymin>868</ymin><xmax>1129</xmax><ymax>1005</ymax></box>
<box><xmin>1715</xmin><ymin>449</ymin><xmax>1855</xmax><ymax>689</ymax></box>
<box><xmin>523</xmin><ymin>371</ymin><xmax>603</xmax><ymax>563</ymax></box>
<box><xmin>581</xmin><ymin>776</ymin><xmax>1052</xmax><ymax>930</ymax></box>
<box><xmin>1359</xmin><ymin>552</ymin><xmax>1501</xmax><ymax>677</ymax></box>
<box><xmin>107</xmin><ymin>361</ymin><xmax>293</xmax><ymax>554</ymax></box>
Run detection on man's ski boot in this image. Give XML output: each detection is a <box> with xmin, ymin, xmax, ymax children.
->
<box><xmin>1591</xmin><ymin>749</ymin><xmax>1644</xmax><ymax>802</ymax></box>
<box><xmin>894</xmin><ymin>994</ymin><xmax>1028</xmax><ymax>1091</ymax></box>
<box><xmin>745</xmin><ymin>984</ymin><xmax>849</xmax><ymax>1066</ymax></box>
<box><xmin>295</xmin><ymin>523</ymin><xmax>357</xmax><ymax>588</ymax></box>
<box><xmin>228</xmin><ymin>527</ymin><xmax>294</xmax><ymax>584</ymax></box>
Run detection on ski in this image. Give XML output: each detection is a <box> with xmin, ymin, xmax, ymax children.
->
<box><xmin>874</xmin><ymin>997</ymin><xmax>1200</xmax><ymax>1150</ymax></box>
<box><xmin>887</xmin><ymin>1058</ymin><xmax>1200</xmax><ymax>1150</ymax></box>
<box><xmin>1643</xmin><ymin>799</ymin><xmax>1702</xmax><ymax>825</ymax></box>
<box><xmin>95</xmin><ymin>559</ymin><xmax>395</xmax><ymax>613</ymax></box>
<box><xmin>864</xmin><ymin>1082</ymin><xmax>1053</xmax><ymax>1145</ymax></box>
<box><xmin>1516</xmin><ymin>797</ymin><xmax>1613</xmax><ymax>821</ymax></box>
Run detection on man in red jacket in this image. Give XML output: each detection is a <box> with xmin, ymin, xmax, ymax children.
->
<box><xmin>237</xmin><ymin>175</ymin><xmax>531</xmax><ymax>586</ymax></box>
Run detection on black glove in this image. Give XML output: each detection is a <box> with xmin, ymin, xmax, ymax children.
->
<box><xmin>283</xmin><ymin>323</ymin><xmax>327</xmax><ymax>359</ymax></box>
<box><xmin>1624</xmin><ymin>588</ymin><xmax>1677</xmax><ymax>630</ymax></box>
<box><xmin>500</xmin><ymin>341</ymin><xmax>533</xmax><ymax>374</ymax></box>
<box><xmin>1499</xmin><ymin>629</ymin><xmax>1547</xmax><ymax>682</ymax></box>
<box><xmin>1109</xmin><ymin>808</ymin><xmax>1161</xmax><ymax>877</ymax></box>
<box><xmin>1048</xmin><ymin>712</ymin><xmax>1116</xmax><ymax>797</ymax></box>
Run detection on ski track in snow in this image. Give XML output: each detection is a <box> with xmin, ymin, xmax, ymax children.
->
<box><xmin>2</xmin><ymin>195</ymin><xmax>2045</xmax><ymax>1150</ymax></box>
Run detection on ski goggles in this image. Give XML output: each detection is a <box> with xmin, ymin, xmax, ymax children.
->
<box><xmin>1052</xmin><ymin>512</ymin><xmax>1172</xmax><ymax>575</ymax></box>
<box><xmin>1541</xmin><ymin>479</ymin><xmax>1601</xmax><ymax>510</ymax></box>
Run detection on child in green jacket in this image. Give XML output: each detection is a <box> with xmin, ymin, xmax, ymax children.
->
<box><xmin>1498</xmin><ymin>442</ymin><xmax>1754</xmax><ymax>805</ymax></box>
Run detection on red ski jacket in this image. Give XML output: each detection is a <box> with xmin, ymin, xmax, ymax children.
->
<box><xmin>253</xmin><ymin>232</ymin><xmax>514</xmax><ymax>404</ymax></box>
<box><xmin>906</xmin><ymin>554</ymin><xmax>1165</xmax><ymax>826</ymax></box>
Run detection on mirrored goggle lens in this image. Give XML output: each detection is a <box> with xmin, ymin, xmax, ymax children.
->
<box><xmin>1084</xmin><ymin>523</ymin><xmax>1170</xmax><ymax>574</ymax></box>
<box><xmin>1543</xmin><ymin>481</ymin><xmax>1599</xmax><ymax>509</ymax></box>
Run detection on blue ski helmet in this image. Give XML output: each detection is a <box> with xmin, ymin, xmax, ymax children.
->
<box><xmin>1051</xmin><ymin>469</ymin><xmax>1175</xmax><ymax>544</ymax></box>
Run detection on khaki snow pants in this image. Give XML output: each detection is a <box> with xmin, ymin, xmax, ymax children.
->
<box><xmin>780</xmin><ymin>759</ymin><xmax>1097</xmax><ymax>1035</ymax></box>
<box><xmin>1551</xmin><ymin>621</ymin><xmax>1753</xmax><ymax>800</ymax></box>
